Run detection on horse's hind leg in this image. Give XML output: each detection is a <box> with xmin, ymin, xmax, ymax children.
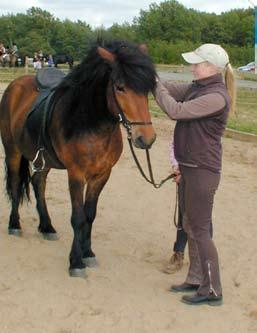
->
<box><xmin>82</xmin><ymin>171</ymin><xmax>111</xmax><ymax>268</ymax></box>
<box><xmin>31</xmin><ymin>169</ymin><xmax>58</xmax><ymax>240</ymax></box>
<box><xmin>5</xmin><ymin>150</ymin><xmax>30</xmax><ymax>236</ymax></box>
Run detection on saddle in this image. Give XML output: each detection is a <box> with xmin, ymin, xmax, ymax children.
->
<box><xmin>26</xmin><ymin>68</ymin><xmax>66</xmax><ymax>170</ymax></box>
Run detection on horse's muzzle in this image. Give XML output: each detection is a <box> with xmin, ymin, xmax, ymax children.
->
<box><xmin>134</xmin><ymin>133</ymin><xmax>157</xmax><ymax>149</ymax></box>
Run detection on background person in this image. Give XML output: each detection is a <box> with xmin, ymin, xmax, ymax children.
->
<box><xmin>33</xmin><ymin>51</ymin><xmax>42</xmax><ymax>71</ymax></box>
<box><xmin>162</xmin><ymin>140</ymin><xmax>186</xmax><ymax>274</ymax></box>
<box><xmin>154</xmin><ymin>43</ymin><xmax>236</xmax><ymax>306</ymax></box>
<box><xmin>0</xmin><ymin>42</ymin><xmax>6</xmax><ymax>66</ymax></box>
<box><xmin>163</xmin><ymin>139</ymin><xmax>214</xmax><ymax>275</ymax></box>
<box><xmin>10</xmin><ymin>42</ymin><xmax>18</xmax><ymax>67</ymax></box>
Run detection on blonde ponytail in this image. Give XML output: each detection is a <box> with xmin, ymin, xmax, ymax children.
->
<box><xmin>225</xmin><ymin>63</ymin><xmax>236</xmax><ymax>113</ymax></box>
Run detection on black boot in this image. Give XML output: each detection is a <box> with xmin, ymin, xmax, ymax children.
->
<box><xmin>181</xmin><ymin>292</ymin><xmax>223</xmax><ymax>306</ymax></box>
<box><xmin>170</xmin><ymin>282</ymin><xmax>200</xmax><ymax>293</ymax></box>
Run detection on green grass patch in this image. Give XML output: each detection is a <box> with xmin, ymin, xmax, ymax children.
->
<box><xmin>0</xmin><ymin>66</ymin><xmax>71</xmax><ymax>83</ymax></box>
<box><xmin>236</xmin><ymin>72</ymin><xmax>257</xmax><ymax>82</ymax></box>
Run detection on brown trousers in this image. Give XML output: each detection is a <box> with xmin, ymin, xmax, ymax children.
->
<box><xmin>179</xmin><ymin>165</ymin><xmax>222</xmax><ymax>296</ymax></box>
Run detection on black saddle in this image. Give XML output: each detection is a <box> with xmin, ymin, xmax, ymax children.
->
<box><xmin>36</xmin><ymin>67</ymin><xmax>66</xmax><ymax>89</ymax></box>
<box><xmin>26</xmin><ymin>68</ymin><xmax>66</xmax><ymax>169</ymax></box>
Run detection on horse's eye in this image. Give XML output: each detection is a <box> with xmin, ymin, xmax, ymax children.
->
<box><xmin>115</xmin><ymin>85</ymin><xmax>125</xmax><ymax>93</ymax></box>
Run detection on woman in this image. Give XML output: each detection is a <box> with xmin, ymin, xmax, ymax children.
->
<box><xmin>154</xmin><ymin>43</ymin><xmax>236</xmax><ymax>306</ymax></box>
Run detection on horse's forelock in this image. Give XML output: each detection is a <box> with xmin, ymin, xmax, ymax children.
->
<box><xmin>112</xmin><ymin>45</ymin><xmax>157</xmax><ymax>94</ymax></box>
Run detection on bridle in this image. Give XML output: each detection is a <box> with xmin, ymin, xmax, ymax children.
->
<box><xmin>111</xmin><ymin>83</ymin><xmax>175</xmax><ymax>189</ymax></box>
<box><xmin>111</xmin><ymin>84</ymin><xmax>153</xmax><ymax>136</ymax></box>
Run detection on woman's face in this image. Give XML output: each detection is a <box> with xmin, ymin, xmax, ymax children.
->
<box><xmin>190</xmin><ymin>62</ymin><xmax>219</xmax><ymax>80</ymax></box>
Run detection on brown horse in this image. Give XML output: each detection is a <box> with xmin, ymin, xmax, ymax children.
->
<box><xmin>0</xmin><ymin>40</ymin><xmax>157</xmax><ymax>277</ymax></box>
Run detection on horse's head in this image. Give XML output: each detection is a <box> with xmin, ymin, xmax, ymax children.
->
<box><xmin>97</xmin><ymin>43</ymin><xmax>157</xmax><ymax>150</ymax></box>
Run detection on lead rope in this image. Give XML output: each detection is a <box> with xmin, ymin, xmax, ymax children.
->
<box><xmin>127</xmin><ymin>136</ymin><xmax>178</xmax><ymax>229</ymax></box>
<box><xmin>173</xmin><ymin>184</ymin><xmax>180</xmax><ymax>229</ymax></box>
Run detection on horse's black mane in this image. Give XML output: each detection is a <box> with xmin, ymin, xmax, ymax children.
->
<box><xmin>55</xmin><ymin>40</ymin><xmax>157</xmax><ymax>139</ymax></box>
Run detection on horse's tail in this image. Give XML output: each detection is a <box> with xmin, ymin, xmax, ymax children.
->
<box><xmin>5</xmin><ymin>155</ymin><xmax>31</xmax><ymax>204</ymax></box>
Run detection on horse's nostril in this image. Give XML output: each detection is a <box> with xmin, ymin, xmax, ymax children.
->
<box><xmin>135</xmin><ymin>136</ymin><xmax>146</xmax><ymax>149</ymax></box>
<box><xmin>135</xmin><ymin>134</ymin><xmax>157</xmax><ymax>149</ymax></box>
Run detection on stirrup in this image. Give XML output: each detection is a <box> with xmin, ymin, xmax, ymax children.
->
<box><xmin>31</xmin><ymin>148</ymin><xmax>46</xmax><ymax>173</ymax></box>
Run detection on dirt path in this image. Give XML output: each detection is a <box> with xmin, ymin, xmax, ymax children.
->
<box><xmin>0</xmin><ymin>83</ymin><xmax>256</xmax><ymax>332</ymax></box>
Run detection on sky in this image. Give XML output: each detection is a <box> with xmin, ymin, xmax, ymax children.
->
<box><xmin>0</xmin><ymin>0</ymin><xmax>254</xmax><ymax>28</ymax></box>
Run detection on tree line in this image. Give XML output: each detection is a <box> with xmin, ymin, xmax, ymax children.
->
<box><xmin>0</xmin><ymin>1</ymin><xmax>254</xmax><ymax>65</ymax></box>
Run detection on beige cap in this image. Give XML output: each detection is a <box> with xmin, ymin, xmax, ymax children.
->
<box><xmin>182</xmin><ymin>43</ymin><xmax>229</xmax><ymax>69</ymax></box>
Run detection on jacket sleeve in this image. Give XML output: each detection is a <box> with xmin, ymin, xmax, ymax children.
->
<box><xmin>162</xmin><ymin>81</ymin><xmax>191</xmax><ymax>101</ymax></box>
<box><xmin>154</xmin><ymin>81</ymin><xmax>226</xmax><ymax>120</ymax></box>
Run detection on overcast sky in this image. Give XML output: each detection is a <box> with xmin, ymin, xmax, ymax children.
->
<box><xmin>0</xmin><ymin>0</ymin><xmax>254</xmax><ymax>28</ymax></box>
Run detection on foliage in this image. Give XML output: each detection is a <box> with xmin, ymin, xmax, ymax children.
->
<box><xmin>0</xmin><ymin>1</ymin><xmax>255</xmax><ymax>64</ymax></box>
<box><xmin>0</xmin><ymin>7</ymin><xmax>93</xmax><ymax>59</ymax></box>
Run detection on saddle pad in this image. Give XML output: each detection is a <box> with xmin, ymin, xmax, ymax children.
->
<box><xmin>36</xmin><ymin>67</ymin><xmax>66</xmax><ymax>89</ymax></box>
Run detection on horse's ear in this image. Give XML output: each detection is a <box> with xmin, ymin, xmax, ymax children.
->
<box><xmin>139</xmin><ymin>43</ymin><xmax>148</xmax><ymax>54</ymax></box>
<box><xmin>97</xmin><ymin>47</ymin><xmax>115</xmax><ymax>63</ymax></box>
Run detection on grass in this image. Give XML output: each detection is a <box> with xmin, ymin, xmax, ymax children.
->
<box><xmin>0</xmin><ymin>65</ymin><xmax>70</xmax><ymax>82</ymax></box>
<box><xmin>228</xmin><ymin>88</ymin><xmax>257</xmax><ymax>134</ymax></box>
<box><xmin>149</xmin><ymin>88</ymin><xmax>257</xmax><ymax>135</ymax></box>
<box><xmin>236</xmin><ymin>71</ymin><xmax>257</xmax><ymax>82</ymax></box>
<box><xmin>0</xmin><ymin>67</ymin><xmax>35</xmax><ymax>82</ymax></box>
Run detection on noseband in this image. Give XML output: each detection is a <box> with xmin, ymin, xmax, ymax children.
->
<box><xmin>118</xmin><ymin>112</ymin><xmax>152</xmax><ymax>137</ymax></box>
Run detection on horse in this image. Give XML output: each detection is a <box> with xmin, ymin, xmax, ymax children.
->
<box><xmin>0</xmin><ymin>40</ymin><xmax>157</xmax><ymax>278</ymax></box>
<box><xmin>0</xmin><ymin>53</ymin><xmax>10</xmax><ymax>67</ymax></box>
<box><xmin>52</xmin><ymin>54</ymin><xmax>74</xmax><ymax>69</ymax></box>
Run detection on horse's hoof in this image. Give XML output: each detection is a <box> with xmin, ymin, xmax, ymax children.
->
<box><xmin>42</xmin><ymin>233</ymin><xmax>59</xmax><ymax>241</ymax></box>
<box><xmin>83</xmin><ymin>257</ymin><xmax>99</xmax><ymax>268</ymax></box>
<box><xmin>69</xmin><ymin>268</ymin><xmax>87</xmax><ymax>278</ymax></box>
<box><xmin>8</xmin><ymin>229</ymin><xmax>22</xmax><ymax>236</ymax></box>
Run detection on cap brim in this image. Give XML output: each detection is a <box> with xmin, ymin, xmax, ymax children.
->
<box><xmin>182</xmin><ymin>51</ymin><xmax>204</xmax><ymax>64</ymax></box>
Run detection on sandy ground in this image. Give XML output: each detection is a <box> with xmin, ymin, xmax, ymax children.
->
<box><xmin>0</xmin><ymin>82</ymin><xmax>257</xmax><ymax>333</ymax></box>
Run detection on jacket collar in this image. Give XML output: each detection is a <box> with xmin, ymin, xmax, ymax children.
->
<box><xmin>192</xmin><ymin>73</ymin><xmax>223</xmax><ymax>87</ymax></box>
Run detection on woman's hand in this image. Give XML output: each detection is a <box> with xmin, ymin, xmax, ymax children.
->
<box><xmin>172</xmin><ymin>166</ymin><xmax>181</xmax><ymax>184</ymax></box>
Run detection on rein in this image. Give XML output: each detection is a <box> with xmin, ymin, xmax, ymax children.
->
<box><xmin>111</xmin><ymin>85</ymin><xmax>175</xmax><ymax>189</ymax></box>
<box><xmin>127</xmin><ymin>137</ymin><xmax>176</xmax><ymax>188</ymax></box>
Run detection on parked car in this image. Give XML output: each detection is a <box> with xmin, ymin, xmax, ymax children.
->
<box><xmin>237</xmin><ymin>62</ymin><xmax>255</xmax><ymax>72</ymax></box>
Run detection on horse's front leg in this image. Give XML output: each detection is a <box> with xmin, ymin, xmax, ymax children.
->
<box><xmin>82</xmin><ymin>171</ymin><xmax>111</xmax><ymax>268</ymax></box>
<box><xmin>68</xmin><ymin>175</ymin><xmax>87</xmax><ymax>278</ymax></box>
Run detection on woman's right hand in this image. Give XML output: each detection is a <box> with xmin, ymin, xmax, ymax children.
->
<box><xmin>172</xmin><ymin>166</ymin><xmax>181</xmax><ymax>184</ymax></box>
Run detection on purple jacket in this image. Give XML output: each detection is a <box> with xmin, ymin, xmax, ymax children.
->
<box><xmin>155</xmin><ymin>73</ymin><xmax>230</xmax><ymax>172</ymax></box>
